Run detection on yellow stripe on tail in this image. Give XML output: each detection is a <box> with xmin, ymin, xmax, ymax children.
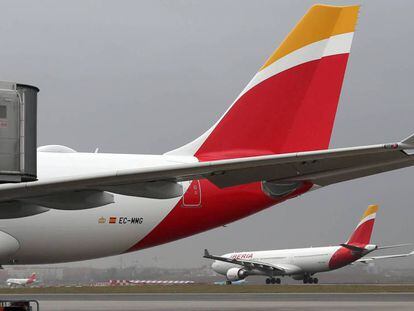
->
<box><xmin>361</xmin><ymin>204</ymin><xmax>379</xmax><ymax>221</ymax></box>
<box><xmin>261</xmin><ymin>4</ymin><xmax>360</xmax><ymax>70</ymax></box>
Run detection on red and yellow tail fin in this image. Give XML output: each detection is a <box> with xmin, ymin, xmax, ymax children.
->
<box><xmin>261</xmin><ymin>5</ymin><xmax>359</xmax><ymax>69</ymax></box>
<box><xmin>347</xmin><ymin>205</ymin><xmax>378</xmax><ymax>246</ymax></box>
<box><xmin>168</xmin><ymin>5</ymin><xmax>360</xmax><ymax>161</ymax></box>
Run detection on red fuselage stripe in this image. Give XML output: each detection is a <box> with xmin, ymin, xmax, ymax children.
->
<box><xmin>127</xmin><ymin>180</ymin><xmax>312</xmax><ymax>252</ymax></box>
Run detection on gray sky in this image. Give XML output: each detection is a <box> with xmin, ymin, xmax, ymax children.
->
<box><xmin>1</xmin><ymin>0</ymin><xmax>414</xmax><ymax>269</ymax></box>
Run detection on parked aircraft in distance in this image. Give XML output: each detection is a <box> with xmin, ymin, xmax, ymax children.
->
<box><xmin>6</xmin><ymin>273</ymin><xmax>37</xmax><ymax>287</ymax></box>
<box><xmin>0</xmin><ymin>4</ymin><xmax>414</xmax><ymax>266</ymax></box>
<box><xmin>205</xmin><ymin>205</ymin><xmax>414</xmax><ymax>285</ymax></box>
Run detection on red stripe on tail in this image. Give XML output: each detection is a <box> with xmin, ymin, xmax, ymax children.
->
<box><xmin>347</xmin><ymin>218</ymin><xmax>375</xmax><ymax>246</ymax></box>
<box><xmin>195</xmin><ymin>54</ymin><xmax>350</xmax><ymax>161</ymax></box>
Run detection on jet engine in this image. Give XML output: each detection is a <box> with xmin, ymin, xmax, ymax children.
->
<box><xmin>292</xmin><ymin>274</ymin><xmax>304</xmax><ymax>280</ymax></box>
<box><xmin>226</xmin><ymin>268</ymin><xmax>248</xmax><ymax>281</ymax></box>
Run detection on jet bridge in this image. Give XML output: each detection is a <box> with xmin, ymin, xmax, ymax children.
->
<box><xmin>0</xmin><ymin>82</ymin><xmax>38</xmax><ymax>183</ymax></box>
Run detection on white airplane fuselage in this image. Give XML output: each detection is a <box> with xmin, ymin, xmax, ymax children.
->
<box><xmin>212</xmin><ymin>246</ymin><xmax>345</xmax><ymax>278</ymax></box>
<box><xmin>6</xmin><ymin>278</ymin><xmax>31</xmax><ymax>286</ymax></box>
<box><xmin>209</xmin><ymin>205</ymin><xmax>384</xmax><ymax>283</ymax></box>
<box><xmin>0</xmin><ymin>151</ymin><xmax>192</xmax><ymax>264</ymax></box>
<box><xmin>0</xmin><ymin>150</ymin><xmax>289</xmax><ymax>265</ymax></box>
<box><xmin>6</xmin><ymin>275</ymin><xmax>36</xmax><ymax>287</ymax></box>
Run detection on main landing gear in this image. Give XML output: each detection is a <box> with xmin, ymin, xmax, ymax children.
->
<box><xmin>303</xmin><ymin>275</ymin><xmax>318</xmax><ymax>284</ymax></box>
<box><xmin>265</xmin><ymin>277</ymin><xmax>281</xmax><ymax>285</ymax></box>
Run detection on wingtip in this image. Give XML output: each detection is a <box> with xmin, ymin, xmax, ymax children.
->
<box><xmin>204</xmin><ymin>249</ymin><xmax>210</xmax><ymax>257</ymax></box>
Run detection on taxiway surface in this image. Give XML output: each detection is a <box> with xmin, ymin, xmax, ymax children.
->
<box><xmin>2</xmin><ymin>293</ymin><xmax>414</xmax><ymax>310</ymax></box>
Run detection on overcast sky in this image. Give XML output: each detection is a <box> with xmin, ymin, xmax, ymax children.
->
<box><xmin>1</xmin><ymin>0</ymin><xmax>414</xmax><ymax>270</ymax></box>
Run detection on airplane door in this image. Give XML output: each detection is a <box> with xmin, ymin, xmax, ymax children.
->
<box><xmin>182</xmin><ymin>180</ymin><xmax>201</xmax><ymax>208</ymax></box>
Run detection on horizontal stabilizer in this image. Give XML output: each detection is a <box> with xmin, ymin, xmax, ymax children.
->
<box><xmin>356</xmin><ymin>250</ymin><xmax>414</xmax><ymax>264</ymax></box>
<box><xmin>400</xmin><ymin>132</ymin><xmax>414</xmax><ymax>148</ymax></box>
<box><xmin>377</xmin><ymin>243</ymin><xmax>413</xmax><ymax>250</ymax></box>
<box><xmin>340</xmin><ymin>243</ymin><xmax>365</xmax><ymax>252</ymax></box>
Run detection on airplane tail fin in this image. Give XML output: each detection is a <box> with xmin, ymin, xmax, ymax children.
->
<box><xmin>28</xmin><ymin>273</ymin><xmax>36</xmax><ymax>282</ymax></box>
<box><xmin>167</xmin><ymin>4</ymin><xmax>360</xmax><ymax>161</ymax></box>
<box><xmin>347</xmin><ymin>205</ymin><xmax>378</xmax><ymax>246</ymax></box>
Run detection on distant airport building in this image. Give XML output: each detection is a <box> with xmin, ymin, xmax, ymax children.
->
<box><xmin>108</xmin><ymin>279</ymin><xmax>195</xmax><ymax>286</ymax></box>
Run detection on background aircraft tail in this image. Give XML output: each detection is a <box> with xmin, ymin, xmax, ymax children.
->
<box><xmin>168</xmin><ymin>4</ymin><xmax>360</xmax><ymax>161</ymax></box>
<box><xmin>28</xmin><ymin>273</ymin><xmax>36</xmax><ymax>282</ymax></box>
<box><xmin>346</xmin><ymin>205</ymin><xmax>378</xmax><ymax>246</ymax></box>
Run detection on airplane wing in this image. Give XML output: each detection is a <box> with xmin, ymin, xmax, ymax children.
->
<box><xmin>7</xmin><ymin>280</ymin><xmax>23</xmax><ymax>286</ymax></box>
<box><xmin>203</xmin><ymin>249</ymin><xmax>285</xmax><ymax>273</ymax></box>
<box><xmin>342</xmin><ymin>243</ymin><xmax>414</xmax><ymax>252</ymax></box>
<box><xmin>0</xmin><ymin>135</ymin><xmax>414</xmax><ymax>208</ymax></box>
<box><xmin>203</xmin><ymin>249</ymin><xmax>300</xmax><ymax>275</ymax></box>
<box><xmin>355</xmin><ymin>250</ymin><xmax>414</xmax><ymax>264</ymax></box>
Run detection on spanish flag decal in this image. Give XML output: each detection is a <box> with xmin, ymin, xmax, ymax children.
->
<box><xmin>109</xmin><ymin>217</ymin><xmax>117</xmax><ymax>224</ymax></box>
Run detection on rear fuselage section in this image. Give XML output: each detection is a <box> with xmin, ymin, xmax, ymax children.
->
<box><xmin>0</xmin><ymin>151</ymin><xmax>311</xmax><ymax>264</ymax></box>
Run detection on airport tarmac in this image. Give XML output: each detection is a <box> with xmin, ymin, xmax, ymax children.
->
<box><xmin>2</xmin><ymin>293</ymin><xmax>414</xmax><ymax>311</ymax></box>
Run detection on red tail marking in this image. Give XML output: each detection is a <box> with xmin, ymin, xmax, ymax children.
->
<box><xmin>27</xmin><ymin>273</ymin><xmax>36</xmax><ymax>284</ymax></box>
<box><xmin>347</xmin><ymin>219</ymin><xmax>375</xmax><ymax>246</ymax></box>
<box><xmin>195</xmin><ymin>54</ymin><xmax>349</xmax><ymax>161</ymax></box>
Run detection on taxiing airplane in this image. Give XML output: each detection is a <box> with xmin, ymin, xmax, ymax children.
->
<box><xmin>0</xmin><ymin>5</ymin><xmax>413</xmax><ymax>265</ymax></box>
<box><xmin>6</xmin><ymin>273</ymin><xmax>37</xmax><ymax>287</ymax></box>
<box><xmin>205</xmin><ymin>205</ymin><xmax>414</xmax><ymax>284</ymax></box>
